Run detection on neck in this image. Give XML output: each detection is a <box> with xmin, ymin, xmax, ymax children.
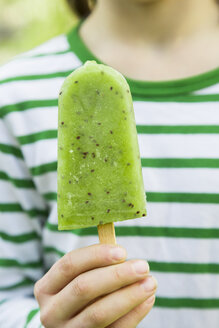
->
<box><xmin>86</xmin><ymin>0</ymin><xmax>218</xmax><ymax>46</ymax></box>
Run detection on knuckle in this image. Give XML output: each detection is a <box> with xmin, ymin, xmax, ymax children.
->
<box><xmin>88</xmin><ymin>307</ymin><xmax>105</xmax><ymax>326</ymax></box>
<box><xmin>34</xmin><ymin>280</ymin><xmax>43</xmax><ymax>300</ymax></box>
<box><xmin>58</xmin><ymin>255</ymin><xmax>74</xmax><ymax>278</ymax></box>
<box><xmin>40</xmin><ymin>308</ymin><xmax>51</xmax><ymax>327</ymax></box>
<box><xmin>72</xmin><ymin>276</ymin><xmax>90</xmax><ymax>297</ymax></box>
<box><xmin>40</xmin><ymin>301</ymin><xmax>58</xmax><ymax>327</ymax></box>
<box><xmin>93</xmin><ymin>244</ymin><xmax>111</xmax><ymax>263</ymax></box>
<box><xmin>113</xmin><ymin>265</ymin><xmax>123</xmax><ymax>282</ymax></box>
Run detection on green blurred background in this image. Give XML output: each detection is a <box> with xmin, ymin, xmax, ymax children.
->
<box><xmin>0</xmin><ymin>0</ymin><xmax>78</xmax><ymax>65</ymax></box>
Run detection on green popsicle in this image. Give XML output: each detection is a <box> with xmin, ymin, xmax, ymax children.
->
<box><xmin>57</xmin><ymin>61</ymin><xmax>146</xmax><ymax>233</ymax></box>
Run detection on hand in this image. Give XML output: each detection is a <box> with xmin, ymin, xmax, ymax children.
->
<box><xmin>34</xmin><ymin>244</ymin><xmax>157</xmax><ymax>328</ymax></box>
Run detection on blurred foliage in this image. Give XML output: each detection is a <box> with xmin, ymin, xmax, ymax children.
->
<box><xmin>0</xmin><ymin>0</ymin><xmax>78</xmax><ymax>65</ymax></box>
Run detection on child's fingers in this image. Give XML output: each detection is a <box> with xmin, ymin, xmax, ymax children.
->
<box><xmin>107</xmin><ymin>295</ymin><xmax>156</xmax><ymax>328</ymax></box>
<box><xmin>34</xmin><ymin>243</ymin><xmax>127</xmax><ymax>297</ymax></box>
<box><xmin>50</xmin><ymin>259</ymin><xmax>149</xmax><ymax>320</ymax></box>
<box><xmin>67</xmin><ymin>276</ymin><xmax>157</xmax><ymax>328</ymax></box>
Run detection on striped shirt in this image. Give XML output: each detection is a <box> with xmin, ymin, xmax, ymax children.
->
<box><xmin>0</xmin><ymin>21</ymin><xmax>219</xmax><ymax>328</ymax></box>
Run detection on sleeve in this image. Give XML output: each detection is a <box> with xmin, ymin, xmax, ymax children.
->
<box><xmin>0</xmin><ymin>85</ymin><xmax>48</xmax><ymax>327</ymax></box>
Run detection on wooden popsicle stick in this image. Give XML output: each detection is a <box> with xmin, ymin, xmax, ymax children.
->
<box><xmin>97</xmin><ymin>222</ymin><xmax>116</xmax><ymax>245</ymax></box>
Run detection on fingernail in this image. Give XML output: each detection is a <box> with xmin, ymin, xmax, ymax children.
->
<box><xmin>140</xmin><ymin>276</ymin><xmax>157</xmax><ymax>292</ymax></box>
<box><xmin>146</xmin><ymin>295</ymin><xmax>155</xmax><ymax>304</ymax></box>
<box><xmin>110</xmin><ymin>247</ymin><xmax>126</xmax><ymax>261</ymax></box>
<box><xmin>132</xmin><ymin>260</ymin><xmax>149</xmax><ymax>274</ymax></box>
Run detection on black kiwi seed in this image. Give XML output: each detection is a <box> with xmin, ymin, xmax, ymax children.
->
<box><xmin>61</xmin><ymin>214</ymin><xmax>64</xmax><ymax>218</ymax></box>
<box><xmin>106</xmin><ymin>191</ymin><xmax>110</xmax><ymax>194</ymax></box>
<box><xmin>136</xmin><ymin>211</ymin><xmax>140</xmax><ymax>214</ymax></box>
<box><xmin>92</xmin><ymin>153</ymin><xmax>96</xmax><ymax>158</ymax></box>
<box><xmin>75</xmin><ymin>81</ymin><xmax>79</xmax><ymax>83</ymax></box>
<box><xmin>110</xmin><ymin>130</ymin><xmax>113</xmax><ymax>134</ymax></box>
<box><xmin>69</xmin><ymin>180</ymin><xmax>72</xmax><ymax>184</ymax></box>
<box><xmin>61</xmin><ymin>121</ymin><xmax>64</xmax><ymax>125</ymax></box>
<box><xmin>85</xmin><ymin>201</ymin><xmax>89</xmax><ymax>204</ymax></box>
<box><xmin>91</xmin><ymin>169</ymin><xmax>95</xmax><ymax>173</ymax></box>
<box><xmin>88</xmin><ymin>192</ymin><xmax>92</xmax><ymax>196</ymax></box>
<box><xmin>76</xmin><ymin>136</ymin><xmax>80</xmax><ymax>139</ymax></box>
<box><xmin>59</xmin><ymin>91</ymin><xmax>62</xmax><ymax>95</ymax></box>
<box><xmin>96</xmin><ymin>144</ymin><xmax>99</xmax><ymax>147</ymax></box>
<box><xmin>91</xmin><ymin>217</ymin><xmax>95</xmax><ymax>220</ymax></box>
<box><xmin>127</xmin><ymin>163</ymin><xmax>131</xmax><ymax>166</ymax></box>
<box><xmin>142</xmin><ymin>214</ymin><xmax>146</xmax><ymax>217</ymax></box>
<box><xmin>107</xmin><ymin>209</ymin><xmax>110</xmax><ymax>213</ymax></box>
<box><xmin>98</xmin><ymin>123</ymin><xmax>101</xmax><ymax>125</ymax></box>
<box><xmin>110</xmin><ymin>87</ymin><xmax>113</xmax><ymax>90</ymax></box>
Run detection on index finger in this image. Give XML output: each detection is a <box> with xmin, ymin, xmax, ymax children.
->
<box><xmin>37</xmin><ymin>243</ymin><xmax>127</xmax><ymax>295</ymax></box>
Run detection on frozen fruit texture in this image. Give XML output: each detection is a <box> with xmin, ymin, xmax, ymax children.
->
<box><xmin>57</xmin><ymin>61</ymin><xmax>146</xmax><ymax>230</ymax></box>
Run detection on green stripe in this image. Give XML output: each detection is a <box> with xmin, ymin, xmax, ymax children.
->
<box><xmin>0</xmin><ymin>143</ymin><xmax>23</xmax><ymax>159</ymax></box>
<box><xmin>44</xmin><ymin>191</ymin><xmax>219</xmax><ymax>205</ymax></box>
<box><xmin>43</xmin><ymin>192</ymin><xmax>57</xmax><ymax>201</ymax></box>
<box><xmin>22</xmin><ymin>49</ymin><xmax>71</xmax><ymax>59</ymax></box>
<box><xmin>133</xmin><ymin>94</ymin><xmax>219</xmax><ymax>102</ymax></box>
<box><xmin>137</xmin><ymin>125</ymin><xmax>219</xmax><ymax>134</ymax></box>
<box><xmin>0</xmin><ymin>231</ymin><xmax>40</xmax><ymax>243</ymax></box>
<box><xmin>44</xmin><ymin>245</ymin><xmax>219</xmax><ymax>274</ymax></box>
<box><xmin>0</xmin><ymin>171</ymin><xmax>35</xmax><ymax>188</ymax></box>
<box><xmin>24</xmin><ymin>308</ymin><xmax>40</xmax><ymax>328</ymax></box>
<box><xmin>44</xmin><ymin>246</ymin><xmax>65</xmax><ymax>257</ymax></box>
<box><xmin>16</xmin><ymin>124</ymin><xmax>219</xmax><ymax>147</ymax></box>
<box><xmin>18</xmin><ymin>130</ymin><xmax>57</xmax><ymax>145</ymax></box>
<box><xmin>0</xmin><ymin>71</ymin><xmax>72</xmax><ymax>85</ymax></box>
<box><xmin>150</xmin><ymin>261</ymin><xmax>219</xmax><ymax>274</ymax></box>
<box><xmin>141</xmin><ymin>158</ymin><xmax>219</xmax><ymax>168</ymax></box>
<box><xmin>0</xmin><ymin>278</ymin><xmax>34</xmax><ymax>291</ymax></box>
<box><xmin>147</xmin><ymin>192</ymin><xmax>219</xmax><ymax>204</ymax></box>
<box><xmin>0</xmin><ymin>258</ymin><xmax>42</xmax><ymax>269</ymax></box>
<box><xmin>46</xmin><ymin>222</ymin><xmax>219</xmax><ymax>239</ymax></box>
<box><xmin>0</xmin><ymin>299</ymin><xmax>7</xmax><ymax>306</ymax></box>
<box><xmin>30</xmin><ymin>161</ymin><xmax>57</xmax><ymax>176</ymax></box>
<box><xmin>155</xmin><ymin>297</ymin><xmax>219</xmax><ymax>308</ymax></box>
<box><xmin>0</xmin><ymin>94</ymin><xmax>218</xmax><ymax>121</ymax></box>
<box><xmin>0</xmin><ymin>203</ymin><xmax>48</xmax><ymax>217</ymax></box>
<box><xmin>0</xmin><ymin>99</ymin><xmax>58</xmax><ymax>119</ymax></box>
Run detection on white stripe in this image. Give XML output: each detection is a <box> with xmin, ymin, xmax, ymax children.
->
<box><xmin>0</xmin><ymin>180</ymin><xmax>46</xmax><ymax>210</ymax></box>
<box><xmin>0</xmin><ymin>240</ymin><xmax>41</xmax><ymax>262</ymax></box>
<box><xmin>143</xmin><ymin>168</ymin><xmax>219</xmax><ymax>193</ymax></box>
<box><xmin>18</xmin><ymin>35</ymin><xmax>69</xmax><ymax>57</ymax></box>
<box><xmin>0</xmin><ymin>298</ymin><xmax>39</xmax><ymax>328</ymax></box>
<box><xmin>140</xmin><ymin>203</ymin><xmax>219</xmax><ymax>229</ymax></box>
<box><xmin>43</xmin><ymin>230</ymin><xmax>219</xmax><ymax>263</ymax></box>
<box><xmin>0</xmin><ymin>78</ymin><xmax>64</xmax><ymax>107</ymax></box>
<box><xmin>142</xmin><ymin>308</ymin><xmax>219</xmax><ymax>328</ymax></box>
<box><xmin>0</xmin><ymin>268</ymin><xmax>42</xmax><ymax>288</ymax></box>
<box><xmin>195</xmin><ymin>83</ymin><xmax>219</xmax><ymax>95</ymax></box>
<box><xmin>0</xmin><ymin>120</ymin><xmax>21</xmax><ymax>147</ymax></box>
<box><xmin>0</xmin><ymin>52</ymin><xmax>80</xmax><ymax>81</ymax></box>
<box><xmin>34</xmin><ymin>172</ymin><xmax>57</xmax><ymax>194</ymax></box>
<box><xmin>22</xmin><ymin>139</ymin><xmax>57</xmax><ymax>168</ymax></box>
<box><xmin>48</xmin><ymin>200</ymin><xmax>219</xmax><ymax>230</ymax></box>
<box><xmin>0</xmin><ymin>152</ymin><xmax>31</xmax><ymax>179</ymax></box>
<box><xmin>139</xmin><ymin>134</ymin><xmax>219</xmax><ymax>158</ymax></box>
<box><xmin>4</xmin><ymin>107</ymin><xmax>58</xmax><ymax>136</ymax></box>
<box><xmin>0</xmin><ymin>213</ymin><xmax>42</xmax><ymax>235</ymax></box>
<box><xmin>154</xmin><ymin>272</ymin><xmax>219</xmax><ymax>298</ymax></box>
<box><xmin>134</xmin><ymin>101</ymin><xmax>219</xmax><ymax>125</ymax></box>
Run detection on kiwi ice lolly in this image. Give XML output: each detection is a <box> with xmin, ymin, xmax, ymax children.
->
<box><xmin>57</xmin><ymin>61</ymin><xmax>146</xmax><ymax>230</ymax></box>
